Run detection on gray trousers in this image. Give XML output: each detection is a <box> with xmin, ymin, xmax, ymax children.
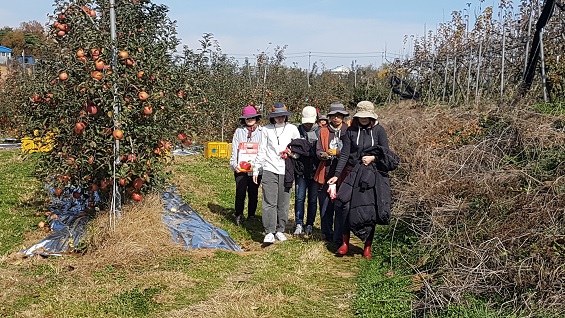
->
<box><xmin>261</xmin><ymin>170</ymin><xmax>291</xmax><ymax>234</ymax></box>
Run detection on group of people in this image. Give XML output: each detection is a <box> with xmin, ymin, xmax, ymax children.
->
<box><xmin>229</xmin><ymin>101</ymin><xmax>399</xmax><ymax>258</ymax></box>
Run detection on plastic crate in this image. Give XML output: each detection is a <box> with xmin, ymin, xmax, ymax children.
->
<box><xmin>204</xmin><ymin>142</ymin><xmax>231</xmax><ymax>158</ymax></box>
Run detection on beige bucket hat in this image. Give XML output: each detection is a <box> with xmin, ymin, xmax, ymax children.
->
<box><xmin>353</xmin><ymin>101</ymin><xmax>378</xmax><ymax>120</ymax></box>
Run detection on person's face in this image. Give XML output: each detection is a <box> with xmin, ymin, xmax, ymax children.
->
<box><xmin>329</xmin><ymin>114</ymin><xmax>344</xmax><ymax>127</ymax></box>
<box><xmin>245</xmin><ymin>117</ymin><xmax>256</xmax><ymax>126</ymax></box>
<box><xmin>303</xmin><ymin>123</ymin><xmax>314</xmax><ymax>130</ymax></box>
<box><xmin>358</xmin><ymin>117</ymin><xmax>371</xmax><ymax>126</ymax></box>
<box><xmin>274</xmin><ymin>116</ymin><xmax>286</xmax><ymax>124</ymax></box>
<box><xmin>318</xmin><ymin>119</ymin><xmax>328</xmax><ymax>127</ymax></box>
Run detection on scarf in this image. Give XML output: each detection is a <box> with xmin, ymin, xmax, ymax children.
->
<box><xmin>246</xmin><ymin>124</ymin><xmax>257</xmax><ymax>141</ymax></box>
<box><xmin>314</xmin><ymin>126</ymin><xmax>330</xmax><ymax>184</ymax></box>
<box><xmin>314</xmin><ymin>124</ymin><xmax>343</xmax><ymax>184</ymax></box>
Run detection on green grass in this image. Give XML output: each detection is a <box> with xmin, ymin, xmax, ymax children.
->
<box><xmin>354</xmin><ymin>222</ymin><xmax>417</xmax><ymax>317</ymax></box>
<box><xmin>532</xmin><ymin>101</ymin><xmax>565</xmax><ymax>115</ymax></box>
<box><xmin>5</xmin><ymin>150</ymin><xmax>562</xmax><ymax>317</ymax></box>
<box><xmin>0</xmin><ymin>152</ymin><xmax>364</xmax><ymax>317</ymax></box>
<box><xmin>8</xmin><ymin>149</ymin><xmax>565</xmax><ymax>317</ymax></box>
<box><xmin>0</xmin><ymin>151</ymin><xmax>40</xmax><ymax>254</ymax></box>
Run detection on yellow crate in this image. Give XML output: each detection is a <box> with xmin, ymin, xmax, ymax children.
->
<box><xmin>204</xmin><ymin>142</ymin><xmax>231</xmax><ymax>158</ymax></box>
<box><xmin>21</xmin><ymin>133</ymin><xmax>55</xmax><ymax>153</ymax></box>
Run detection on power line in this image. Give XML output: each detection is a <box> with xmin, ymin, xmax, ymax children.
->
<box><xmin>228</xmin><ymin>50</ymin><xmax>396</xmax><ymax>57</ymax></box>
<box><xmin>212</xmin><ymin>50</ymin><xmax>405</xmax><ymax>67</ymax></box>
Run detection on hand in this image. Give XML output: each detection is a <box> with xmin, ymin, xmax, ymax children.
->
<box><xmin>253</xmin><ymin>175</ymin><xmax>259</xmax><ymax>184</ymax></box>
<box><xmin>362</xmin><ymin>155</ymin><xmax>375</xmax><ymax>165</ymax></box>
<box><xmin>280</xmin><ymin>148</ymin><xmax>291</xmax><ymax>159</ymax></box>
<box><xmin>327</xmin><ymin>184</ymin><xmax>337</xmax><ymax>199</ymax></box>
<box><xmin>319</xmin><ymin>152</ymin><xmax>330</xmax><ymax>160</ymax></box>
<box><xmin>234</xmin><ymin>166</ymin><xmax>241</xmax><ymax>173</ymax></box>
<box><xmin>327</xmin><ymin>176</ymin><xmax>338</xmax><ymax>185</ymax></box>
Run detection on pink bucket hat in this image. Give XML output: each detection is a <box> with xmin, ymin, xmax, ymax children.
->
<box><xmin>239</xmin><ymin>105</ymin><xmax>261</xmax><ymax>119</ymax></box>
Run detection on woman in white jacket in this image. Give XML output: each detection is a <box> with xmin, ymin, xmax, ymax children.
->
<box><xmin>253</xmin><ymin>102</ymin><xmax>300</xmax><ymax>244</ymax></box>
<box><xmin>229</xmin><ymin>105</ymin><xmax>263</xmax><ymax>226</ymax></box>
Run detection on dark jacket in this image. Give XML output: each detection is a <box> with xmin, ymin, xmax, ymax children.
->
<box><xmin>334</xmin><ymin>124</ymin><xmax>389</xmax><ymax>178</ymax></box>
<box><xmin>333</xmin><ymin>124</ymin><xmax>400</xmax><ymax>242</ymax></box>
<box><xmin>284</xmin><ymin>157</ymin><xmax>294</xmax><ymax>188</ymax></box>
<box><xmin>296</xmin><ymin>124</ymin><xmax>320</xmax><ymax>179</ymax></box>
<box><xmin>285</xmin><ymin>138</ymin><xmax>312</xmax><ymax>188</ymax></box>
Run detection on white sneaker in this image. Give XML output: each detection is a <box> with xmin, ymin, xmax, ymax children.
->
<box><xmin>263</xmin><ymin>233</ymin><xmax>275</xmax><ymax>243</ymax></box>
<box><xmin>293</xmin><ymin>224</ymin><xmax>303</xmax><ymax>235</ymax></box>
<box><xmin>275</xmin><ymin>232</ymin><xmax>288</xmax><ymax>242</ymax></box>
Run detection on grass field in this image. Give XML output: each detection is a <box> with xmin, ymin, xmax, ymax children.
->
<box><xmin>0</xmin><ymin>150</ymin><xmax>420</xmax><ymax>317</ymax></box>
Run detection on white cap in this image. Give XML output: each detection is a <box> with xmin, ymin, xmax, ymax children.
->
<box><xmin>301</xmin><ymin>106</ymin><xmax>317</xmax><ymax>124</ymax></box>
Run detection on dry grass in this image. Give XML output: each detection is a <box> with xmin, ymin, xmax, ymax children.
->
<box><xmin>1</xmin><ymin>153</ymin><xmax>360</xmax><ymax>317</ymax></box>
<box><xmin>2</xmin><ymin>194</ymin><xmax>197</xmax><ymax>313</ymax></box>
<box><xmin>378</xmin><ymin>102</ymin><xmax>565</xmax><ymax>313</ymax></box>
<box><xmin>84</xmin><ymin>192</ymin><xmax>187</xmax><ymax>268</ymax></box>
<box><xmin>162</xmin><ymin>241</ymin><xmax>357</xmax><ymax>318</ymax></box>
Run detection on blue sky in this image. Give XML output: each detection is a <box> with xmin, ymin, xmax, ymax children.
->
<box><xmin>1</xmin><ymin>1</ymin><xmax>489</xmax><ymax>69</ymax></box>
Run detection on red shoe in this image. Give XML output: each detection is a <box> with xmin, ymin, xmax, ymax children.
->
<box><xmin>337</xmin><ymin>233</ymin><xmax>350</xmax><ymax>255</ymax></box>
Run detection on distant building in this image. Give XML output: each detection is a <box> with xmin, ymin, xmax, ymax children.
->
<box><xmin>329</xmin><ymin>65</ymin><xmax>350</xmax><ymax>75</ymax></box>
<box><xmin>17</xmin><ymin>56</ymin><xmax>36</xmax><ymax>65</ymax></box>
<box><xmin>0</xmin><ymin>46</ymin><xmax>12</xmax><ymax>64</ymax></box>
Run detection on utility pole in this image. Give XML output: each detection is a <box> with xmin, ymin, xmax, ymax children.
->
<box><xmin>465</xmin><ymin>5</ymin><xmax>472</xmax><ymax>105</ymax></box>
<box><xmin>451</xmin><ymin>56</ymin><xmax>457</xmax><ymax>104</ymax></box>
<box><xmin>307</xmin><ymin>51</ymin><xmax>311</xmax><ymax>88</ymax></box>
<box><xmin>538</xmin><ymin>0</ymin><xmax>549</xmax><ymax>102</ymax></box>
<box><xmin>475</xmin><ymin>41</ymin><xmax>482</xmax><ymax>104</ymax></box>
<box><xmin>524</xmin><ymin>2</ymin><xmax>533</xmax><ymax>75</ymax></box>
<box><xmin>21</xmin><ymin>50</ymin><xmax>25</xmax><ymax>75</ymax></box>
<box><xmin>442</xmin><ymin>56</ymin><xmax>449</xmax><ymax>102</ymax></box>
<box><xmin>354</xmin><ymin>59</ymin><xmax>357</xmax><ymax>89</ymax></box>
<box><xmin>109</xmin><ymin>0</ymin><xmax>122</xmax><ymax>225</ymax></box>
<box><xmin>500</xmin><ymin>13</ymin><xmax>506</xmax><ymax>98</ymax></box>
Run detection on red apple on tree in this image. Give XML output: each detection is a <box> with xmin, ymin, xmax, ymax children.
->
<box><xmin>177</xmin><ymin>132</ymin><xmax>187</xmax><ymax>141</ymax></box>
<box><xmin>86</xmin><ymin>103</ymin><xmax>98</xmax><ymax>115</ymax></box>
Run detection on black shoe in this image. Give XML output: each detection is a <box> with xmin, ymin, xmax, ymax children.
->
<box><xmin>235</xmin><ymin>215</ymin><xmax>244</xmax><ymax>226</ymax></box>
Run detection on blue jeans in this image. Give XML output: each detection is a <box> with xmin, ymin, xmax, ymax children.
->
<box><xmin>294</xmin><ymin>176</ymin><xmax>319</xmax><ymax>226</ymax></box>
<box><xmin>319</xmin><ymin>183</ymin><xmax>343</xmax><ymax>245</ymax></box>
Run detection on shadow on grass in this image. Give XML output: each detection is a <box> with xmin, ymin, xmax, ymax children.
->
<box><xmin>331</xmin><ymin>244</ymin><xmax>365</xmax><ymax>258</ymax></box>
<box><xmin>207</xmin><ymin>202</ymin><xmax>233</xmax><ymax>218</ymax></box>
<box><xmin>206</xmin><ymin>202</ymin><xmax>266</xmax><ymax>244</ymax></box>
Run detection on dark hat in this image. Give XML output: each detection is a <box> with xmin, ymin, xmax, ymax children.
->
<box><xmin>317</xmin><ymin>114</ymin><xmax>328</xmax><ymax>121</ymax></box>
<box><xmin>239</xmin><ymin>105</ymin><xmax>261</xmax><ymax>120</ymax></box>
<box><xmin>268</xmin><ymin>102</ymin><xmax>292</xmax><ymax>118</ymax></box>
<box><xmin>327</xmin><ymin>102</ymin><xmax>349</xmax><ymax>116</ymax></box>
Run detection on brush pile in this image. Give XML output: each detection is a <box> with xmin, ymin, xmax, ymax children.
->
<box><xmin>381</xmin><ymin>101</ymin><xmax>565</xmax><ymax>312</ymax></box>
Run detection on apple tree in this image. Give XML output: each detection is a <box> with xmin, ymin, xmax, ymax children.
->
<box><xmin>18</xmin><ymin>0</ymin><xmax>195</xmax><ymax>206</ymax></box>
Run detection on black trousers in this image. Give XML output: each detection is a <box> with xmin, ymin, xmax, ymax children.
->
<box><xmin>234</xmin><ymin>172</ymin><xmax>261</xmax><ymax>217</ymax></box>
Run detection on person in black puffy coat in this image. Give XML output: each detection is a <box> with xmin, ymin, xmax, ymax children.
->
<box><xmin>327</xmin><ymin>101</ymin><xmax>399</xmax><ymax>258</ymax></box>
